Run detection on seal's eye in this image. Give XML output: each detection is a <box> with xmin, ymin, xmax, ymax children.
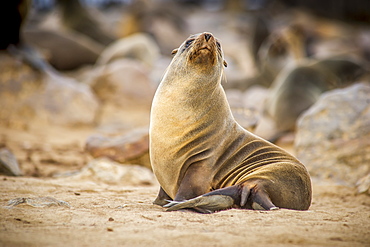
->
<box><xmin>184</xmin><ymin>39</ymin><xmax>194</xmax><ymax>49</ymax></box>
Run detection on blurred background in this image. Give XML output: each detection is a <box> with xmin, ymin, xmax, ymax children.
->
<box><xmin>0</xmin><ymin>0</ymin><xmax>369</xmax><ymax>192</ymax></box>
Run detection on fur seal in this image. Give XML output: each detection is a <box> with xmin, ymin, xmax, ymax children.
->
<box><xmin>264</xmin><ymin>57</ymin><xmax>367</xmax><ymax>143</ymax></box>
<box><xmin>149</xmin><ymin>32</ymin><xmax>312</xmax><ymax>213</ymax></box>
<box><xmin>57</xmin><ymin>0</ymin><xmax>115</xmax><ymax>46</ymax></box>
<box><xmin>228</xmin><ymin>22</ymin><xmax>309</xmax><ymax>91</ymax></box>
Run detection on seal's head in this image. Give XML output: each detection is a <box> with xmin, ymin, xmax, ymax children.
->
<box><xmin>168</xmin><ymin>32</ymin><xmax>227</xmax><ymax>82</ymax></box>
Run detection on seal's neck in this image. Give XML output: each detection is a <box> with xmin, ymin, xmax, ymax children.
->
<box><xmin>154</xmin><ymin>69</ymin><xmax>229</xmax><ymax>122</ymax></box>
<box><xmin>162</xmin><ymin>59</ymin><xmax>223</xmax><ymax>94</ymax></box>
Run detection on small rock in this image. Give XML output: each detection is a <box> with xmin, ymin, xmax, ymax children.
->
<box><xmin>356</xmin><ymin>173</ymin><xmax>370</xmax><ymax>195</ymax></box>
<box><xmin>85</xmin><ymin>128</ymin><xmax>150</xmax><ymax>169</ymax></box>
<box><xmin>0</xmin><ymin>147</ymin><xmax>23</xmax><ymax>176</ymax></box>
<box><xmin>65</xmin><ymin>158</ymin><xmax>156</xmax><ymax>186</ymax></box>
<box><xmin>5</xmin><ymin>197</ymin><xmax>70</xmax><ymax>208</ymax></box>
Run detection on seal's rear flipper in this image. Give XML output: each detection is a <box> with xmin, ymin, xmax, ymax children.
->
<box><xmin>249</xmin><ymin>186</ymin><xmax>279</xmax><ymax>210</ymax></box>
<box><xmin>241</xmin><ymin>182</ymin><xmax>279</xmax><ymax>210</ymax></box>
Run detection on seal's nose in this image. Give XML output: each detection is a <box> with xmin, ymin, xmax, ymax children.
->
<box><xmin>204</xmin><ymin>33</ymin><xmax>212</xmax><ymax>42</ymax></box>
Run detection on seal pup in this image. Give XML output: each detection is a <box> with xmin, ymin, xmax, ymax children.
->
<box><xmin>149</xmin><ymin>32</ymin><xmax>312</xmax><ymax>213</ymax></box>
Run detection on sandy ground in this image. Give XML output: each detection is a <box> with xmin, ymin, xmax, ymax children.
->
<box><xmin>1</xmin><ymin>125</ymin><xmax>370</xmax><ymax>247</ymax></box>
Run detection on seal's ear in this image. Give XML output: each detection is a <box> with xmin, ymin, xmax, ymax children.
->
<box><xmin>171</xmin><ymin>48</ymin><xmax>178</xmax><ymax>55</ymax></box>
<box><xmin>223</xmin><ymin>60</ymin><xmax>228</xmax><ymax>67</ymax></box>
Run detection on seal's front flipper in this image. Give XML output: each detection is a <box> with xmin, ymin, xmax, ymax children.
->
<box><xmin>164</xmin><ymin>185</ymin><xmax>241</xmax><ymax>213</ymax></box>
<box><xmin>153</xmin><ymin>187</ymin><xmax>172</xmax><ymax>206</ymax></box>
<box><xmin>164</xmin><ymin>194</ymin><xmax>234</xmax><ymax>213</ymax></box>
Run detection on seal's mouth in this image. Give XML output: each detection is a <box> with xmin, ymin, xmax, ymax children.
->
<box><xmin>199</xmin><ymin>46</ymin><xmax>212</xmax><ymax>52</ymax></box>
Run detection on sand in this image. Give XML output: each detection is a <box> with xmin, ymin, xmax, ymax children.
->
<box><xmin>0</xmin><ymin>125</ymin><xmax>369</xmax><ymax>247</ymax></box>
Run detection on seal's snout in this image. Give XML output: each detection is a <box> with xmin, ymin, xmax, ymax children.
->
<box><xmin>187</xmin><ymin>32</ymin><xmax>219</xmax><ymax>67</ymax></box>
<box><xmin>204</xmin><ymin>33</ymin><xmax>212</xmax><ymax>42</ymax></box>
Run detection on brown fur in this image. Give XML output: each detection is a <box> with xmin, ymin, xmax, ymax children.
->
<box><xmin>149</xmin><ymin>32</ymin><xmax>312</xmax><ymax>213</ymax></box>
